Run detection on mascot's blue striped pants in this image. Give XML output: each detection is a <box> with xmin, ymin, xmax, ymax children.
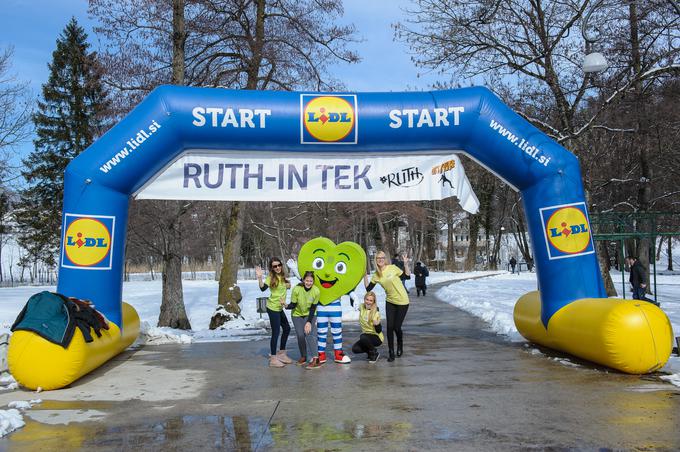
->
<box><xmin>316</xmin><ymin>300</ymin><xmax>344</xmax><ymax>361</ymax></box>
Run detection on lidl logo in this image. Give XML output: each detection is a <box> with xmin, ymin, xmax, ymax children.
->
<box><xmin>301</xmin><ymin>94</ymin><xmax>357</xmax><ymax>144</ymax></box>
<box><xmin>61</xmin><ymin>214</ymin><xmax>115</xmax><ymax>270</ymax></box>
<box><xmin>539</xmin><ymin>203</ymin><xmax>594</xmax><ymax>260</ymax></box>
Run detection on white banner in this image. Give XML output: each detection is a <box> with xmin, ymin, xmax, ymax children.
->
<box><xmin>136</xmin><ymin>151</ymin><xmax>479</xmax><ymax>213</ymax></box>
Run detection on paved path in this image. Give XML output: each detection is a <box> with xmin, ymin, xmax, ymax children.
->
<box><xmin>1</xmin><ymin>280</ymin><xmax>679</xmax><ymax>451</ymax></box>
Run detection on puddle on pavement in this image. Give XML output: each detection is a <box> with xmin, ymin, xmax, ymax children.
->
<box><xmin>268</xmin><ymin>420</ymin><xmax>412</xmax><ymax>446</ymax></box>
<box><xmin>5</xmin><ymin>414</ymin><xmax>269</xmax><ymax>451</ymax></box>
<box><xmin>3</xmin><ymin>412</ymin><xmax>414</xmax><ymax>451</ymax></box>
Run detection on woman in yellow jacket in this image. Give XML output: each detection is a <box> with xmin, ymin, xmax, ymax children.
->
<box><xmin>363</xmin><ymin>251</ymin><xmax>410</xmax><ymax>362</ymax></box>
<box><xmin>351</xmin><ymin>291</ymin><xmax>383</xmax><ymax>363</ymax></box>
<box><xmin>256</xmin><ymin>257</ymin><xmax>292</xmax><ymax>367</ymax></box>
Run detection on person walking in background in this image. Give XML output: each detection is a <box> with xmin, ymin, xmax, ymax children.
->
<box><xmin>351</xmin><ymin>291</ymin><xmax>383</xmax><ymax>363</ymax></box>
<box><xmin>286</xmin><ymin>271</ymin><xmax>322</xmax><ymax>369</ymax></box>
<box><xmin>256</xmin><ymin>257</ymin><xmax>293</xmax><ymax>368</ymax></box>
<box><xmin>414</xmin><ymin>261</ymin><xmax>429</xmax><ymax>297</ymax></box>
<box><xmin>509</xmin><ymin>256</ymin><xmax>517</xmax><ymax>274</ymax></box>
<box><xmin>364</xmin><ymin>251</ymin><xmax>410</xmax><ymax>362</ymax></box>
<box><xmin>625</xmin><ymin>256</ymin><xmax>658</xmax><ymax>305</ymax></box>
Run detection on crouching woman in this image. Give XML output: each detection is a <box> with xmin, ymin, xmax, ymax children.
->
<box><xmin>351</xmin><ymin>292</ymin><xmax>383</xmax><ymax>363</ymax></box>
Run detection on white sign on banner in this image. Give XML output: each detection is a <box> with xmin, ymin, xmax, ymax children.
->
<box><xmin>135</xmin><ymin>151</ymin><xmax>480</xmax><ymax>213</ymax></box>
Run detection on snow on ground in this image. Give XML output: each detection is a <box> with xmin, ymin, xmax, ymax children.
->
<box><xmin>436</xmin><ymin>271</ymin><xmax>680</xmax><ymax>387</ymax></box>
<box><xmin>0</xmin><ymin>374</ymin><xmax>18</xmax><ymax>392</ymax></box>
<box><xmin>436</xmin><ymin>272</ymin><xmax>536</xmax><ymax>341</ymax></box>
<box><xmin>0</xmin><ymin>271</ymin><xmax>503</xmax><ymax>344</ymax></box>
<box><xmin>0</xmin><ymin>399</ymin><xmax>40</xmax><ymax>438</ymax></box>
<box><xmin>1</xmin><ymin>267</ymin><xmax>677</xmax><ymax>386</ymax></box>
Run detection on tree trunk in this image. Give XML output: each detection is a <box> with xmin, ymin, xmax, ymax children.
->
<box><xmin>490</xmin><ymin>187</ymin><xmax>509</xmax><ymax>271</ymax></box>
<box><xmin>655</xmin><ymin>235</ymin><xmax>664</xmax><ymax>262</ymax></box>
<box><xmin>158</xmin><ymin>222</ymin><xmax>191</xmax><ymax>329</ymax></box>
<box><xmin>629</xmin><ymin>1</ymin><xmax>652</xmax><ymax>292</ymax></box>
<box><xmin>668</xmin><ymin>236</ymin><xmax>673</xmax><ymax>271</ymax></box>
<box><xmin>172</xmin><ymin>0</ymin><xmax>185</xmax><ymax>85</ymax></box>
<box><xmin>512</xmin><ymin>209</ymin><xmax>533</xmax><ymax>264</ymax></box>
<box><xmin>464</xmin><ymin>215</ymin><xmax>479</xmax><ymax>271</ymax></box>
<box><xmin>446</xmin><ymin>207</ymin><xmax>454</xmax><ymax>270</ymax></box>
<box><xmin>218</xmin><ymin>201</ymin><xmax>245</xmax><ymax>315</ymax></box>
<box><xmin>157</xmin><ymin>0</ymin><xmax>191</xmax><ymax>330</ymax></box>
<box><xmin>375</xmin><ymin>212</ymin><xmax>392</xmax><ymax>258</ymax></box>
<box><xmin>214</xmin><ymin>224</ymin><xmax>223</xmax><ymax>281</ymax></box>
<box><xmin>596</xmin><ymin>241</ymin><xmax>617</xmax><ymax>297</ymax></box>
<box><xmin>148</xmin><ymin>255</ymin><xmax>155</xmax><ymax>280</ymax></box>
<box><xmin>214</xmin><ymin>0</ymin><xmax>263</xmax><ymax>315</ymax></box>
<box><xmin>416</xmin><ymin>221</ymin><xmax>425</xmax><ymax>263</ymax></box>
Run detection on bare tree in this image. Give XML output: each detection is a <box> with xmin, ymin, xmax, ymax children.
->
<box><xmin>89</xmin><ymin>0</ymin><xmax>359</xmax><ymax>325</ymax></box>
<box><xmin>89</xmin><ymin>0</ymin><xmax>193</xmax><ymax>328</ymax></box>
<box><xmin>396</xmin><ymin>0</ymin><xmax>679</xmax><ymax>291</ymax></box>
<box><xmin>0</xmin><ymin>46</ymin><xmax>32</xmax><ymax>186</ymax></box>
<box><xmin>0</xmin><ymin>48</ymin><xmax>31</xmax><ymax>282</ymax></box>
<box><xmin>194</xmin><ymin>0</ymin><xmax>359</xmax><ymax>316</ymax></box>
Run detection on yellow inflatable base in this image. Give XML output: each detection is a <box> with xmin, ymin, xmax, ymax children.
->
<box><xmin>514</xmin><ymin>292</ymin><xmax>673</xmax><ymax>374</ymax></box>
<box><xmin>8</xmin><ymin>302</ymin><xmax>140</xmax><ymax>391</ymax></box>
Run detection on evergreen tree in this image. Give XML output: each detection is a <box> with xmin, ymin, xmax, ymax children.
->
<box><xmin>16</xmin><ymin>18</ymin><xmax>109</xmax><ymax>268</ymax></box>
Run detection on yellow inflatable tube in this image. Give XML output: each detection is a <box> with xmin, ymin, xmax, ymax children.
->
<box><xmin>8</xmin><ymin>302</ymin><xmax>140</xmax><ymax>390</ymax></box>
<box><xmin>514</xmin><ymin>292</ymin><xmax>673</xmax><ymax>374</ymax></box>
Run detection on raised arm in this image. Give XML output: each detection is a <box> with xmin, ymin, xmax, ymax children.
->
<box><xmin>256</xmin><ymin>266</ymin><xmax>268</xmax><ymax>291</ymax></box>
<box><xmin>364</xmin><ymin>273</ymin><xmax>376</xmax><ymax>291</ymax></box>
<box><xmin>402</xmin><ymin>254</ymin><xmax>411</xmax><ymax>279</ymax></box>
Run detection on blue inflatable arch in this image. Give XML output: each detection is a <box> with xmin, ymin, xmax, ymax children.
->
<box><xmin>59</xmin><ymin>86</ymin><xmax>605</xmax><ymax>327</ymax></box>
<box><xmin>26</xmin><ymin>84</ymin><xmax>666</xmax><ymax>382</ymax></box>
<box><xmin>10</xmin><ymin>86</ymin><xmax>672</xmax><ymax>393</ymax></box>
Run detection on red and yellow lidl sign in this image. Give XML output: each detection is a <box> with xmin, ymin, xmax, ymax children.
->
<box><xmin>61</xmin><ymin>214</ymin><xmax>115</xmax><ymax>270</ymax></box>
<box><xmin>539</xmin><ymin>203</ymin><xmax>594</xmax><ymax>260</ymax></box>
<box><xmin>301</xmin><ymin>94</ymin><xmax>357</xmax><ymax>144</ymax></box>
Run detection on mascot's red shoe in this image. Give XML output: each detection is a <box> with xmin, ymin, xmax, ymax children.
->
<box><xmin>318</xmin><ymin>351</ymin><xmax>327</xmax><ymax>364</ymax></box>
<box><xmin>334</xmin><ymin>350</ymin><xmax>351</xmax><ymax>364</ymax></box>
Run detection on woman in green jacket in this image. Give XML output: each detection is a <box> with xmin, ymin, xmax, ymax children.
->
<box><xmin>286</xmin><ymin>271</ymin><xmax>322</xmax><ymax>369</ymax></box>
<box><xmin>256</xmin><ymin>257</ymin><xmax>292</xmax><ymax>367</ymax></box>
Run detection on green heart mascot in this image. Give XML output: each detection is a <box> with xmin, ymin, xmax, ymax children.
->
<box><xmin>298</xmin><ymin>237</ymin><xmax>366</xmax><ymax>364</ymax></box>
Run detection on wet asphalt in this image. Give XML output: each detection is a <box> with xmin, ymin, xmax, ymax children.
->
<box><xmin>1</xmin><ymin>280</ymin><xmax>679</xmax><ymax>451</ymax></box>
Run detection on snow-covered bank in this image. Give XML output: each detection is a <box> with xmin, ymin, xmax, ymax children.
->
<box><xmin>436</xmin><ymin>271</ymin><xmax>680</xmax><ymax>387</ymax></box>
<box><xmin>436</xmin><ymin>272</ymin><xmax>536</xmax><ymax>341</ymax></box>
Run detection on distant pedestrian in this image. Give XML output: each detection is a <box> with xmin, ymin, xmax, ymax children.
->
<box><xmin>414</xmin><ymin>262</ymin><xmax>429</xmax><ymax>297</ymax></box>
<box><xmin>256</xmin><ymin>257</ymin><xmax>293</xmax><ymax>368</ymax></box>
<box><xmin>509</xmin><ymin>256</ymin><xmax>517</xmax><ymax>274</ymax></box>
<box><xmin>286</xmin><ymin>271</ymin><xmax>322</xmax><ymax>369</ymax></box>
<box><xmin>351</xmin><ymin>292</ymin><xmax>383</xmax><ymax>363</ymax></box>
<box><xmin>625</xmin><ymin>256</ymin><xmax>657</xmax><ymax>305</ymax></box>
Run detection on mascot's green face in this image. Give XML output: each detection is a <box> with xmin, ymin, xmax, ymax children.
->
<box><xmin>298</xmin><ymin>237</ymin><xmax>366</xmax><ymax>305</ymax></box>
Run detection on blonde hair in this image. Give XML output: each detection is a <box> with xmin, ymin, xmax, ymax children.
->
<box><xmin>374</xmin><ymin>251</ymin><xmax>390</xmax><ymax>278</ymax></box>
<box><xmin>364</xmin><ymin>291</ymin><xmax>378</xmax><ymax>325</ymax></box>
